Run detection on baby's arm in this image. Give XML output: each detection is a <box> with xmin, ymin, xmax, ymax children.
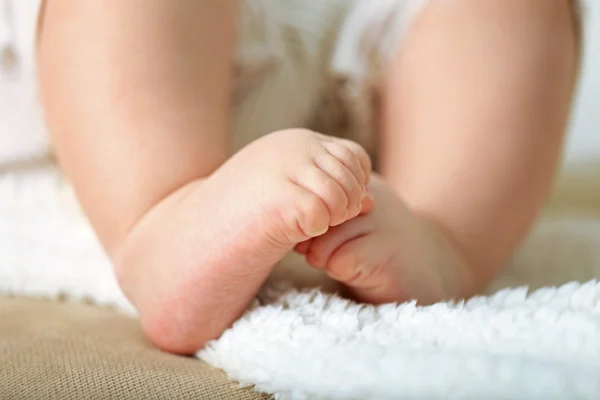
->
<box><xmin>39</xmin><ymin>1</ymin><xmax>236</xmax><ymax>346</ymax></box>
<box><xmin>380</xmin><ymin>0</ymin><xmax>580</xmax><ymax>293</ymax></box>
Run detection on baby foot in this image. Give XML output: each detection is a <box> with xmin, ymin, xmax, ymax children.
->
<box><xmin>296</xmin><ymin>174</ymin><xmax>473</xmax><ymax>305</ymax></box>
<box><xmin>119</xmin><ymin>129</ymin><xmax>372</xmax><ymax>353</ymax></box>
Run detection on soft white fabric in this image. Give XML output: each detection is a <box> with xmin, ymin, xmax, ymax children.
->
<box><xmin>1</xmin><ymin>167</ymin><xmax>600</xmax><ymax>399</ymax></box>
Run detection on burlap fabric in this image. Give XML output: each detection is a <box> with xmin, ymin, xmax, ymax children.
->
<box><xmin>0</xmin><ymin>297</ymin><xmax>270</xmax><ymax>399</ymax></box>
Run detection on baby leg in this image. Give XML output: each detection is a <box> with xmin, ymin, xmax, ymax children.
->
<box><xmin>39</xmin><ymin>0</ymin><xmax>372</xmax><ymax>354</ymax></box>
<box><xmin>378</xmin><ymin>0</ymin><xmax>581</xmax><ymax>290</ymax></box>
<box><xmin>302</xmin><ymin>0</ymin><xmax>581</xmax><ymax>305</ymax></box>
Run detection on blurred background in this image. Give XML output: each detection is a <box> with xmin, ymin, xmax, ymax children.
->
<box><xmin>0</xmin><ymin>0</ymin><xmax>598</xmax><ymax>210</ymax></box>
<box><xmin>551</xmin><ymin>0</ymin><xmax>600</xmax><ymax>211</ymax></box>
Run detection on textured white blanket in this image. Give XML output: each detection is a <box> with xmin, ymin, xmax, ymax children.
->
<box><xmin>1</xmin><ymin>167</ymin><xmax>600</xmax><ymax>400</ymax></box>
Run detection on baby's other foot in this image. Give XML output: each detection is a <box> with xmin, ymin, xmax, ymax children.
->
<box><xmin>297</xmin><ymin>175</ymin><xmax>473</xmax><ymax>306</ymax></box>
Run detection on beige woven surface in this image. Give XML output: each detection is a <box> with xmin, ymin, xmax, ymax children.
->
<box><xmin>0</xmin><ymin>297</ymin><xmax>270</xmax><ymax>400</ymax></box>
